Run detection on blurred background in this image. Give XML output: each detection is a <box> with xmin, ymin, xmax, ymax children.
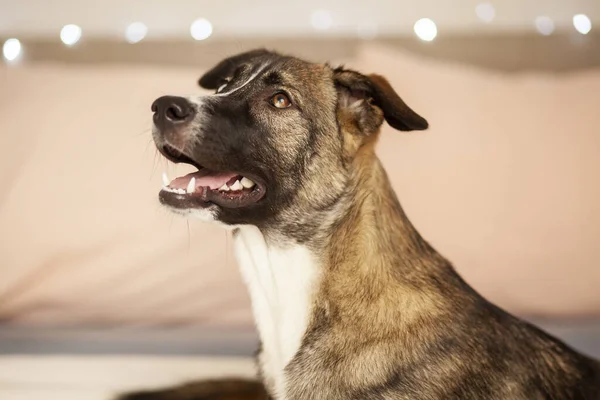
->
<box><xmin>1</xmin><ymin>0</ymin><xmax>599</xmax><ymax>399</ymax></box>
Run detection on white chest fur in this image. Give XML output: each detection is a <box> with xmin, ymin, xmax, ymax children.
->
<box><xmin>233</xmin><ymin>226</ymin><xmax>320</xmax><ymax>400</ymax></box>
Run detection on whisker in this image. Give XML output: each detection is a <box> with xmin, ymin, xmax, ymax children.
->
<box><xmin>168</xmin><ymin>214</ymin><xmax>174</xmax><ymax>233</ymax></box>
<box><xmin>186</xmin><ymin>220</ymin><xmax>191</xmax><ymax>254</ymax></box>
<box><xmin>132</xmin><ymin>126</ymin><xmax>153</xmax><ymax>138</ymax></box>
<box><xmin>143</xmin><ymin>137</ymin><xmax>154</xmax><ymax>157</ymax></box>
<box><xmin>225</xmin><ymin>230</ymin><xmax>232</xmax><ymax>271</ymax></box>
<box><xmin>151</xmin><ymin>147</ymin><xmax>161</xmax><ymax>177</ymax></box>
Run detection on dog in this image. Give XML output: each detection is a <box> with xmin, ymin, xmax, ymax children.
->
<box><xmin>120</xmin><ymin>49</ymin><xmax>600</xmax><ymax>399</ymax></box>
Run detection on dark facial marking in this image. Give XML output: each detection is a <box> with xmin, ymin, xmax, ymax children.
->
<box><xmin>263</xmin><ymin>71</ymin><xmax>283</xmax><ymax>86</ymax></box>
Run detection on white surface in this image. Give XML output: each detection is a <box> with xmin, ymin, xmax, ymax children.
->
<box><xmin>0</xmin><ymin>0</ymin><xmax>597</xmax><ymax>39</ymax></box>
<box><xmin>0</xmin><ymin>355</ymin><xmax>256</xmax><ymax>400</ymax></box>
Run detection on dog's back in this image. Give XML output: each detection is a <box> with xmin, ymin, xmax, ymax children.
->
<box><xmin>403</xmin><ymin>297</ymin><xmax>600</xmax><ymax>399</ymax></box>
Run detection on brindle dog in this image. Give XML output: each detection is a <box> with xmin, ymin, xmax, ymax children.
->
<box><xmin>119</xmin><ymin>49</ymin><xmax>600</xmax><ymax>400</ymax></box>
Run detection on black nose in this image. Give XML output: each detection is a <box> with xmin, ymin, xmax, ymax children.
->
<box><xmin>151</xmin><ymin>96</ymin><xmax>195</xmax><ymax>131</ymax></box>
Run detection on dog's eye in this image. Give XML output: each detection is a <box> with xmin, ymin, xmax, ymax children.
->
<box><xmin>270</xmin><ymin>93</ymin><xmax>292</xmax><ymax>109</ymax></box>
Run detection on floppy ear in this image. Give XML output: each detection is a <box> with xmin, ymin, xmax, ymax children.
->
<box><xmin>333</xmin><ymin>68</ymin><xmax>428</xmax><ymax>133</ymax></box>
<box><xmin>199</xmin><ymin>49</ymin><xmax>274</xmax><ymax>90</ymax></box>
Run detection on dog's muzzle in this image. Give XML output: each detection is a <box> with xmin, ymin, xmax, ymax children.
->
<box><xmin>151</xmin><ymin>95</ymin><xmax>267</xmax><ymax>210</ymax></box>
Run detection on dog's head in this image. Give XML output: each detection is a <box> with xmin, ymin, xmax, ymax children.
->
<box><xmin>152</xmin><ymin>49</ymin><xmax>427</xmax><ymax>239</ymax></box>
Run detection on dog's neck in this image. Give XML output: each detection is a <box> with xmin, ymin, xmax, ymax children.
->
<box><xmin>327</xmin><ymin>151</ymin><xmax>452</xmax><ymax>281</ymax></box>
<box><xmin>231</xmin><ymin>149</ymin><xmax>458</xmax><ymax>399</ymax></box>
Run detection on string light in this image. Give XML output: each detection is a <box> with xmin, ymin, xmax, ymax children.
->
<box><xmin>3</xmin><ymin>38</ymin><xmax>22</xmax><ymax>62</ymax></box>
<box><xmin>190</xmin><ymin>18</ymin><xmax>213</xmax><ymax>40</ymax></box>
<box><xmin>573</xmin><ymin>14</ymin><xmax>592</xmax><ymax>35</ymax></box>
<box><xmin>475</xmin><ymin>3</ymin><xmax>496</xmax><ymax>23</ymax></box>
<box><xmin>535</xmin><ymin>16</ymin><xmax>555</xmax><ymax>36</ymax></box>
<box><xmin>311</xmin><ymin>10</ymin><xmax>333</xmax><ymax>31</ymax></box>
<box><xmin>125</xmin><ymin>22</ymin><xmax>148</xmax><ymax>43</ymax></box>
<box><xmin>414</xmin><ymin>18</ymin><xmax>437</xmax><ymax>41</ymax></box>
<box><xmin>60</xmin><ymin>24</ymin><xmax>82</xmax><ymax>46</ymax></box>
<box><xmin>0</xmin><ymin>9</ymin><xmax>596</xmax><ymax>54</ymax></box>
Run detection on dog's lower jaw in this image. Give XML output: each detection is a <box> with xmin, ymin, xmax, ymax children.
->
<box><xmin>170</xmin><ymin>206</ymin><xmax>218</xmax><ymax>222</ymax></box>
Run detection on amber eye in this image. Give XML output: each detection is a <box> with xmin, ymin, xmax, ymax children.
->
<box><xmin>270</xmin><ymin>93</ymin><xmax>291</xmax><ymax>109</ymax></box>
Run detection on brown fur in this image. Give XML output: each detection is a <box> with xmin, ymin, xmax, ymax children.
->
<box><xmin>121</xmin><ymin>50</ymin><xmax>600</xmax><ymax>400</ymax></box>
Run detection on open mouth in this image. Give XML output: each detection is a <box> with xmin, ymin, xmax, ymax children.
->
<box><xmin>158</xmin><ymin>145</ymin><xmax>266</xmax><ymax>209</ymax></box>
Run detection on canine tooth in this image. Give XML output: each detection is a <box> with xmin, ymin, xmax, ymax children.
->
<box><xmin>186</xmin><ymin>177</ymin><xmax>196</xmax><ymax>194</ymax></box>
<box><xmin>240</xmin><ymin>177</ymin><xmax>255</xmax><ymax>189</ymax></box>
<box><xmin>219</xmin><ymin>184</ymin><xmax>230</xmax><ymax>191</ymax></box>
<box><xmin>162</xmin><ymin>172</ymin><xmax>170</xmax><ymax>187</ymax></box>
<box><xmin>230</xmin><ymin>180</ymin><xmax>243</xmax><ymax>191</ymax></box>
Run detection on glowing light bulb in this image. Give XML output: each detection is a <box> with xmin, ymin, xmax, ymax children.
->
<box><xmin>573</xmin><ymin>14</ymin><xmax>592</xmax><ymax>35</ymax></box>
<box><xmin>126</xmin><ymin>22</ymin><xmax>148</xmax><ymax>44</ymax></box>
<box><xmin>535</xmin><ymin>16</ymin><xmax>555</xmax><ymax>36</ymax></box>
<box><xmin>60</xmin><ymin>24</ymin><xmax>82</xmax><ymax>46</ymax></box>
<box><xmin>311</xmin><ymin>10</ymin><xmax>333</xmax><ymax>31</ymax></box>
<box><xmin>190</xmin><ymin>18</ymin><xmax>213</xmax><ymax>40</ymax></box>
<box><xmin>476</xmin><ymin>3</ymin><xmax>496</xmax><ymax>23</ymax></box>
<box><xmin>3</xmin><ymin>38</ymin><xmax>22</xmax><ymax>62</ymax></box>
<box><xmin>414</xmin><ymin>18</ymin><xmax>437</xmax><ymax>41</ymax></box>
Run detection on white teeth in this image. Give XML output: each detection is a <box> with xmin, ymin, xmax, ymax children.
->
<box><xmin>230</xmin><ymin>180</ymin><xmax>243</xmax><ymax>191</ymax></box>
<box><xmin>162</xmin><ymin>186</ymin><xmax>185</xmax><ymax>194</ymax></box>
<box><xmin>162</xmin><ymin>174</ymin><xmax>254</xmax><ymax>194</ymax></box>
<box><xmin>240</xmin><ymin>177</ymin><xmax>255</xmax><ymax>189</ymax></box>
<box><xmin>186</xmin><ymin>177</ymin><xmax>196</xmax><ymax>194</ymax></box>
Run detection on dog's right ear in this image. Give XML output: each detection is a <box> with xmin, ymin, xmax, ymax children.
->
<box><xmin>199</xmin><ymin>49</ymin><xmax>273</xmax><ymax>90</ymax></box>
<box><xmin>333</xmin><ymin>67</ymin><xmax>428</xmax><ymax>134</ymax></box>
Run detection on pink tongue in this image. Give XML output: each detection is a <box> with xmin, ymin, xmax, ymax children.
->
<box><xmin>169</xmin><ymin>170</ymin><xmax>240</xmax><ymax>190</ymax></box>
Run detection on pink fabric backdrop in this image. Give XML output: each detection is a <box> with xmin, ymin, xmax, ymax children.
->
<box><xmin>357</xmin><ymin>44</ymin><xmax>600</xmax><ymax>316</ymax></box>
<box><xmin>0</xmin><ymin>45</ymin><xmax>599</xmax><ymax>328</ymax></box>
